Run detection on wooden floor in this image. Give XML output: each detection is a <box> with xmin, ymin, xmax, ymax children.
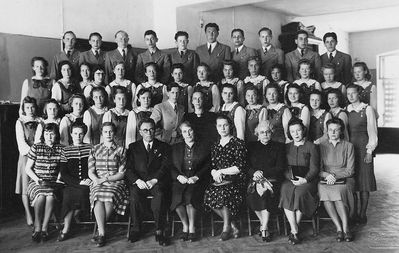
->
<box><xmin>1</xmin><ymin>154</ymin><xmax>398</xmax><ymax>253</ymax></box>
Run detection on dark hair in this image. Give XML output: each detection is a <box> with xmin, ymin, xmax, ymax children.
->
<box><xmin>346</xmin><ymin>83</ymin><xmax>362</xmax><ymax>93</ymax></box>
<box><xmin>144</xmin><ymin>30</ymin><xmax>157</xmax><ymax>38</ymax></box>
<box><xmin>221</xmin><ymin>83</ymin><xmax>238</xmax><ymax>102</ymax></box>
<box><xmin>31</xmin><ymin>56</ymin><xmax>49</xmax><ymax>76</ymax></box>
<box><xmin>190</xmin><ymin>90</ymin><xmax>204</xmax><ymax>108</ymax></box>
<box><xmin>136</xmin><ymin>88</ymin><xmax>152</xmax><ymax>107</ymax></box>
<box><xmin>309</xmin><ymin>90</ymin><xmax>322</xmax><ymax>108</ymax></box>
<box><xmin>167</xmin><ymin>82</ymin><xmax>180</xmax><ymax>92</ymax></box>
<box><xmin>352</xmin><ymin>62</ymin><xmax>371</xmax><ymax>81</ymax></box>
<box><xmin>89</xmin><ymin>32</ymin><xmax>102</xmax><ymax>40</ymax></box>
<box><xmin>222</xmin><ymin>60</ymin><xmax>236</xmax><ymax>78</ymax></box>
<box><xmin>138</xmin><ymin>117</ymin><xmax>155</xmax><ymax>130</ymax></box>
<box><xmin>323</xmin><ymin>32</ymin><xmax>337</xmax><ymax>43</ymax></box>
<box><xmin>322</xmin><ymin>63</ymin><xmax>336</xmax><ymax>73</ymax></box>
<box><xmin>144</xmin><ymin>62</ymin><xmax>158</xmax><ymax>72</ymax></box>
<box><xmin>296</xmin><ymin>29</ymin><xmax>308</xmax><ymax>39</ymax></box>
<box><xmin>101</xmin><ymin>121</ymin><xmax>116</xmax><ymax>133</ymax></box>
<box><xmin>21</xmin><ymin>96</ymin><xmax>38</xmax><ymax>116</ymax></box>
<box><xmin>79</xmin><ymin>62</ymin><xmax>92</xmax><ymax>81</ymax></box>
<box><xmin>70</xmin><ymin>121</ymin><xmax>88</xmax><ymax>135</ymax></box>
<box><xmin>90</xmin><ymin>86</ymin><xmax>109</xmax><ymax>107</ymax></box>
<box><xmin>204</xmin><ymin>23</ymin><xmax>219</xmax><ymax>32</ymax></box>
<box><xmin>326</xmin><ymin>117</ymin><xmax>345</xmax><ymax>140</ymax></box>
<box><xmin>215</xmin><ymin>114</ymin><xmax>233</xmax><ymax>135</ymax></box>
<box><xmin>63</xmin><ymin>31</ymin><xmax>76</xmax><ymax>39</ymax></box>
<box><xmin>326</xmin><ymin>88</ymin><xmax>345</xmax><ymax>108</ymax></box>
<box><xmin>285</xmin><ymin>83</ymin><xmax>303</xmax><ymax>106</ymax></box>
<box><xmin>297</xmin><ymin>58</ymin><xmax>312</xmax><ymax>75</ymax></box>
<box><xmin>258</xmin><ymin>27</ymin><xmax>272</xmax><ymax>36</ymax></box>
<box><xmin>287</xmin><ymin>118</ymin><xmax>307</xmax><ymax>140</ymax></box>
<box><xmin>68</xmin><ymin>93</ymin><xmax>87</xmax><ymax>113</ymax></box>
<box><xmin>247</xmin><ymin>56</ymin><xmax>261</xmax><ymax>66</ymax></box>
<box><xmin>197</xmin><ymin>62</ymin><xmax>211</xmax><ymax>77</ymax></box>
<box><xmin>174</xmin><ymin>31</ymin><xmax>189</xmax><ymax>40</ymax></box>
<box><xmin>41</xmin><ymin>123</ymin><xmax>61</xmax><ymax>144</ymax></box>
<box><xmin>171</xmin><ymin>63</ymin><xmax>185</xmax><ymax>73</ymax></box>
<box><xmin>244</xmin><ymin>85</ymin><xmax>259</xmax><ymax>103</ymax></box>
<box><xmin>231</xmin><ymin>28</ymin><xmax>244</xmax><ymax>37</ymax></box>
<box><xmin>42</xmin><ymin>99</ymin><xmax>61</xmax><ymax>119</ymax></box>
<box><xmin>114</xmin><ymin>30</ymin><xmax>128</xmax><ymax>38</ymax></box>
<box><xmin>269</xmin><ymin>63</ymin><xmax>286</xmax><ymax>81</ymax></box>
<box><xmin>92</xmin><ymin>65</ymin><xmax>105</xmax><ymax>74</ymax></box>
<box><xmin>264</xmin><ymin>83</ymin><xmax>280</xmax><ymax>103</ymax></box>
<box><xmin>112</xmin><ymin>86</ymin><xmax>127</xmax><ymax>100</ymax></box>
<box><xmin>57</xmin><ymin>60</ymin><xmax>73</xmax><ymax>80</ymax></box>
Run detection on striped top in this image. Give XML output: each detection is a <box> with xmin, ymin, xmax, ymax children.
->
<box><xmin>88</xmin><ymin>142</ymin><xmax>126</xmax><ymax>178</ymax></box>
<box><xmin>27</xmin><ymin>143</ymin><xmax>65</xmax><ymax>181</ymax></box>
<box><xmin>61</xmin><ymin>144</ymin><xmax>92</xmax><ymax>185</ymax></box>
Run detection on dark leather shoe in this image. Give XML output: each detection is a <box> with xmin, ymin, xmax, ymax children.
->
<box><xmin>128</xmin><ymin>231</ymin><xmax>140</xmax><ymax>243</ymax></box>
<box><xmin>288</xmin><ymin>233</ymin><xmax>300</xmax><ymax>245</ymax></box>
<box><xmin>261</xmin><ymin>230</ymin><xmax>272</xmax><ymax>242</ymax></box>
<box><xmin>32</xmin><ymin>231</ymin><xmax>41</xmax><ymax>243</ymax></box>
<box><xmin>179</xmin><ymin>232</ymin><xmax>188</xmax><ymax>241</ymax></box>
<box><xmin>57</xmin><ymin>231</ymin><xmax>69</xmax><ymax>242</ymax></box>
<box><xmin>336</xmin><ymin>231</ymin><xmax>344</xmax><ymax>242</ymax></box>
<box><xmin>220</xmin><ymin>231</ymin><xmax>231</xmax><ymax>241</ymax></box>
<box><xmin>156</xmin><ymin>234</ymin><xmax>169</xmax><ymax>246</ymax></box>
<box><xmin>188</xmin><ymin>232</ymin><xmax>197</xmax><ymax>242</ymax></box>
<box><xmin>41</xmin><ymin>231</ymin><xmax>49</xmax><ymax>242</ymax></box>
<box><xmin>96</xmin><ymin>235</ymin><xmax>106</xmax><ymax>247</ymax></box>
<box><xmin>344</xmin><ymin>231</ymin><xmax>353</xmax><ymax>242</ymax></box>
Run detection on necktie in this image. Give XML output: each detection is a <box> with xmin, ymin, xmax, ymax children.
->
<box><xmin>67</xmin><ymin>50</ymin><xmax>71</xmax><ymax>58</ymax></box>
<box><xmin>146</xmin><ymin>143</ymin><xmax>151</xmax><ymax>152</ymax></box>
<box><xmin>236</xmin><ymin>48</ymin><xmax>239</xmax><ymax>54</ymax></box>
<box><xmin>180</xmin><ymin>51</ymin><xmax>184</xmax><ymax>58</ymax></box>
<box><xmin>329</xmin><ymin>53</ymin><xmax>334</xmax><ymax>62</ymax></box>
<box><xmin>301</xmin><ymin>49</ymin><xmax>304</xmax><ymax>57</ymax></box>
<box><xmin>264</xmin><ymin>47</ymin><xmax>267</xmax><ymax>54</ymax></box>
<box><xmin>122</xmin><ymin>49</ymin><xmax>126</xmax><ymax>61</ymax></box>
<box><xmin>95</xmin><ymin>50</ymin><xmax>99</xmax><ymax>58</ymax></box>
<box><xmin>208</xmin><ymin>44</ymin><xmax>212</xmax><ymax>55</ymax></box>
<box><xmin>174</xmin><ymin>105</ymin><xmax>177</xmax><ymax>113</ymax></box>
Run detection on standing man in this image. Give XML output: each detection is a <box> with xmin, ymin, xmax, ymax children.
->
<box><xmin>104</xmin><ymin>30</ymin><xmax>137</xmax><ymax>84</ymax></box>
<box><xmin>320</xmin><ymin>32</ymin><xmax>352</xmax><ymax>85</ymax></box>
<box><xmin>125</xmin><ymin>118</ymin><xmax>170</xmax><ymax>246</ymax></box>
<box><xmin>79</xmin><ymin>32</ymin><xmax>106</xmax><ymax>69</ymax></box>
<box><xmin>285</xmin><ymin>30</ymin><xmax>321</xmax><ymax>82</ymax></box>
<box><xmin>169</xmin><ymin>31</ymin><xmax>200</xmax><ymax>84</ymax></box>
<box><xmin>196</xmin><ymin>23</ymin><xmax>231</xmax><ymax>82</ymax></box>
<box><xmin>231</xmin><ymin>28</ymin><xmax>258</xmax><ymax>80</ymax></box>
<box><xmin>257</xmin><ymin>27</ymin><xmax>284</xmax><ymax>78</ymax></box>
<box><xmin>50</xmin><ymin>31</ymin><xmax>80</xmax><ymax>80</ymax></box>
<box><xmin>135</xmin><ymin>30</ymin><xmax>171</xmax><ymax>84</ymax></box>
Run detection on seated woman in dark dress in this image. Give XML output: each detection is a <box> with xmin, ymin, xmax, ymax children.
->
<box><xmin>204</xmin><ymin>115</ymin><xmax>247</xmax><ymax>241</ymax></box>
<box><xmin>279</xmin><ymin>118</ymin><xmax>319</xmax><ymax>245</ymax></box>
<box><xmin>247</xmin><ymin>120</ymin><xmax>286</xmax><ymax>242</ymax></box>
<box><xmin>58</xmin><ymin>122</ymin><xmax>92</xmax><ymax>241</ymax></box>
<box><xmin>319</xmin><ymin>118</ymin><xmax>355</xmax><ymax>242</ymax></box>
<box><xmin>170</xmin><ymin>121</ymin><xmax>211</xmax><ymax>242</ymax></box>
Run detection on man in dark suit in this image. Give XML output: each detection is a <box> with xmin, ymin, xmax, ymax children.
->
<box><xmin>320</xmin><ymin>32</ymin><xmax>352</xmax><ymax>85</ymax></box>
<box><xmin>285</xmin><ymin>30</ymin><xmax>321</xmax><ymax>82</ymax></box>
<box><xmin>125</xmin><ymin>118</ymin><xmax>170</xmax><ymax>246</ymax></box>
<box><xmin>78</xmin><ymin>32</ymin><xmax>106</xmax><ymax>69</ymax></box>
<box><xmin>257</xmin><ymin>27</ymin><xmax>284</xmax><ymax>78</ymax></box>
<box><xmin>169</xmin><ymin>31</ymin><xmax>200</xmax><ymax>85</ymax></box>
<box><xmin>104</xmin><ymin>30</ymin><xmax>137</xmax><ymax>84</ymax></box>
<box><xmin>50</xmin><ymin>31</ymin><xmax>80</xmax><ymax>80</ymax></box>
<box><xmin>196</xmin><ymin>23</ymin><xmax>231</xmax><ymax>82</ymax></box>
<box><xmin>231</xmin><ymin>28</ymin><xmax>258</xmax><ymax>80</ymax></box>
<box><xmin>135</xmin><ymin>30</ymin><xmax>171</xmax><ymax>84</ymax></box>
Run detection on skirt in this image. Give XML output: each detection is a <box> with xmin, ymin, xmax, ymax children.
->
<box><xmin>15</xmin><ymin>155</ymin><xmax>29</xmax><ymax>195</ymax></box>
<box><xmin>61</xmin><ymin>185</ymin><xmax>90</xmax><ymax>218</ymax></box>
<box><xmin>279</xmin><ymin>180</ymin><xmax>318</xmax><ymax>217</ymax></box>
<box><xmin>247</xmin><ymin>183</ymin><xmax>281</xmax><ymax>213</ymax></box>
<box><xmin>90</xmin><ymin>181</ymin><xmax>129</xmax><ymax>215</ymax></box>
<box><xmin>27</xmin><ymin>180</ymin><xmax>57</xmax><ymax>207</ymax></box>
<box><xmin>318</xmin><ymin>178</ymin><xmax>355</xmax><ymax>215</ymax></box>
<box><xmin>170</xmin><ymin>181</ymin><xmax>206</xmax><ymax>211</ymax></box>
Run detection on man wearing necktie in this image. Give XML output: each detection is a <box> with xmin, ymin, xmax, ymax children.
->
<box><xmin>231</xmin><ymin>28</ymin><xmax>258</xmax><ymax>80</ymax></box>
<box><xmin>196</xmin><ymin>23</ymin><xmax>231</xmax><ymax>82</ymax></box>
<box><xmin>50</xmin><ymin>31</ymin><xmax>80</xmax><ymax>80</ymax></box>
<box><xmin>169</xmin><ymin>31</ymin><xmax>200</xmax><ymax>85</ymax></box>
<box><xmin>320</xmin><ymin>32</ymin><xmax>352</xmax><ymax>85</ymax></box>
<box><xmin>150</xmin><ymin>83</ymin><xmax>185</xmax><ymax>145</ymax></box>
<box><xmin>285</xmin><ymin>30</ymin><xmax>321</xmax><ymax>82</ymax></box>
<box><xmin>79</xmin><ymin>32</ymin><xmax>106</xmax><ymax>71</ymax></box>
<box><xmin>256</xmin><ymin>27</ymin><xmax>284</xmax><ymax>78</ymax></box>
<box><xmin>125</xmin><ymin>118</ymin><xmax>171</xmax><ymax>246</ymax></box>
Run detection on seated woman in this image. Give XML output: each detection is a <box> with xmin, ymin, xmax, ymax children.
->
<box><xmin>319</xmin><ymin>118</ymin><xmax>355</xmax><ymax>242</ymax></box>
<box><xmin>279</xmin><ymin>118</ymin><xmax>319</xmax><ymax>245</ymax></box>
<box><xmin>204</xmin><ymin>115</ymin><xmax>247</xmax><ymax>241</ymax></box>
<box><xmin>25</xmin><ymin>123</ymin><xmax>64</xmax><ymax>242</ymax></box>
<box><xmin>170</xmin><ymin>122</ymin><xmax>210</xmax><ymax>242</ymax></box>
<box><xmin>88</xmin><ymin>122</ymin><xmax>129</xmax><ymax>247</ymax></box>
<box><xmin>58</xmin><ymin>122</ymin><xmax>92</xmax><ymax>241</ymax></box>
<box><xmin>247</xmin><ymin>120</ymin><xmax>286</xmax><ymax>242</ymax></box>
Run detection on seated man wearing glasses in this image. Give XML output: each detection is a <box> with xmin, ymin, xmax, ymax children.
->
<box><xmin>125</xmin><ymin>118</ymin><xmax>171</xmax><ymax>246</ymax></box>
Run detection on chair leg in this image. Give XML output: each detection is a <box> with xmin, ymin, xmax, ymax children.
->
<box><xmin>92</xmin><ymin>222</ymin><xmax>97</xmax><ymax>238</ymax></box>
<box><xmin>312</xmin><ymin>215</ymin><xmax>318</xmax><ymax>236</ymax></box>
<box><xmin>276</xmin><ymin>215</ymin><xmax>281</xmax><ymax>235</ymax></box>
<box><xmin>200</xmin><ymin>214</ymin><xmax>204</xmax><ymax>238</ymax></box>
<box><xmin>211</xmin><ymin>213</ymin><xmax>215</xmax><ymax>237</ymax></box>
<box><xmin>283</xmin><ymin>215</ymin><xmax>288</xmax><ymax>236</ymax></box>
<box><xmin>247</xmin><ymin>209</ymin><xmax>252</xmax><ymax>236</ymax></box>
<box><xmin>127</xmin><ymin>216</ymin><xmax>131</xmax><ymax>239</ymax></box>
<box><xmin>171</xmin><ymin>213</ymin><xmax>175</xmax><ymax>237</ymax></box>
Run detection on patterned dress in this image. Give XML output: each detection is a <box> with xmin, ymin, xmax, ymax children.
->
<box><xmin>204</xmin><ymin>137</ymin><xmax>248</xmax><ymax>217</ymax></box>
<box><xmin>26</xmin><ymin>143</ymin><xmax>65</xmax><ymax>206</ymax></box>
<box><xmin>89</xmin><ymin>142</ymin><xmax>129</xmax><ymax>215</ymax></box>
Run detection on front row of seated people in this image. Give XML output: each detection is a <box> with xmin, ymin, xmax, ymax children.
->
<box><xmin>22</xmin><ymin>114</ymin><xmax>357</xmax><ymax>247</ymax></box>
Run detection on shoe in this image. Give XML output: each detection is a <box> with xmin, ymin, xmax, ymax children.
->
<box><xmin>344</xmin><ymin>231</ymin><xmax>353</xmax><ymax>242</ymax></box>
<box><xmin>128</xmin><ymin>231</ymin><xmax>140</xmax><ymax>243</ymax></box>
<box><xmin>220</xmin><ymin>231</ymin><xmax>231</xmax><ymax>241</ymax></box>
<box><xmin>155</xmin><ymin>234</ymin><xmax>169</xmax><ymax>246</ymax></box>
<box><xmin>288</xmin><ymin>233</ymin><xmax>300</xmax><ymax>245</ymax></box>
<box><xmin>188</xmin><ymin>232</ymin><xmax>197</xmax><ymax>242</ymax></box>
<box><xmin>32</xmin><ymin>231</ymin><xmax>41</xmax><ymax>243</ymax></box>
<box><xmin>231</xmin><ymin>223</ymin><xmax>240</xmax><ymax>239</ymax></box>
<box><xmin>261</xmin><ymin>230</ymin><xmax>272</xmax><ymax>242</ymax></box>
<box><xmin>57</xmin><ymin>231</ymin><xmax>69</xmax><ymax>242</ymax></box>
<box><xmin>96</xmin><ymin>235</ymin><xmax>106</xmax><ymax>247</ymax></box>
<box><xmin>179</xmin><ymin>232</ymin><xmax>188</xmax><ymax>241</ymax></box>
<box><xmin>91</xmin><ymin>230</ymin><xmax>98</xmax><ymax>243</ymax></box>
<box><xmin>336</xmin><ymin>231</ymin><xmax>344</xmax><ymax>242</ymax></box>
<box><xmin>41</xmin><ymin>231</ymin><xmax>49</xmax><ymax>242</ymax></box>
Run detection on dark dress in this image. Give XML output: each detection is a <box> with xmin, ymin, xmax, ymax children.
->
<box><xmin>267</xmin><ymin>104</ymin><xmax>288</xmax><ymax>143</ymax></box>
<box><xmin>170</xmin><ymin>141</ymin><xmax>210</xmax><ymax>210</ymax></box>
<box><xmin>56</xmin><ymin>80</ymin><xmax>80</xmax><ymax>113</ymax></box>
<box><xmin>193</xmin><ymin>83</ymin><xmax>214</xmax><ymax>112</ymax></box>
<box><xmin>109</xmin><ymin>110</ymin><xmax>128</xmax><ymax>147</ymax></box>
<box><xmin>298</xmin><ymin>82</ymin><xmax>317</xmax><ymax>106</ymax></box>
<box><xmin>358</xmin><ymin>83</ymin><xmax>373</xmax><ymax>105</ymax></box>
<box><xmin>247</xmin><ymin>141</ymin><xmax>286</xmax><ymax>212</ymax></box>
<box><xmin>60</xmin><ymin>144</ymin><xmax>92</xmax><ymax>218</ymax></box>
<box><xmin>245</xmin><ymin>106</ymin><xmax>266</xmax><ymax>142</ymax></box>
<box><xmin>279</xmin><ymin>141</ymin><xmax>319</xmax><ymax>217</ymax></box>
<box><xmin>87</xmin><ymin>107</ymin><xmax>105</xmax><ymax>145</ymax></box>
<box><xmin>204</xmin><ymin>137</ymin><xmax>247</xmax><ymax>217</ymax></box>
<box><xmin>185</xmin><ymin>112</ymin><xmax>218</xmax><ymax>147</ymax></box>
<box><xmin>309</xmin><ymin>110</ymin><xmax>330</xmax><ymax>142</ymax></box>
<box><xmin>27</xmin><ymin>78</ymin><xmax>52</xmax><ymax>115</ymax></box>
<box><xmin>138</xmin><ymin>83</ymin><xmax>164</xmax><ymax>107</ymax></box>
<box><xmin>177</xmin><ymin>84</ymin><xmax>190</xmax><ymax>113</ymax></box>
<box><xmin>220</xmin><ymin>102</ymin><xmax>241</xmax><ymax>138</ymax></box>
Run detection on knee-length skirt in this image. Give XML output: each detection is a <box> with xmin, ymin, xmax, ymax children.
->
<box><xmin>318</xmin><ymin>177</ymin><xmax>355</xmax><ymax>215</ymax></box>
<box><xmin>247</xmin><ymin>183</ymin><xmax>281</xmax><ymax>213</ymax></box>
<box><xmin>279</xmin><ymin>180</ymin><xmax>318</xmax><ymax>217</ymax></box>
<box><xmin>90</xmin><ymin>181</ymin><xmax>129</xmax><ymax>215</ymax></box>
<box><xmin>61</xmin><ymin>185</ymin><xmax>90</xmax><ymax>218</ymax></box>
<box><xmin>27</xmin><ymin>180</ymin><xmax>57</xmax><ymax>206</ymax></box>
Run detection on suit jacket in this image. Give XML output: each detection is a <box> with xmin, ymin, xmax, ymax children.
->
<box><xmin>320</xmin><ymin>50</ymin><xmax>352</xmax><ymax>85</ymax></box>
<box><xmin>285</xmin><ymin>48</ymin><xmax>321</xmax><ymax>82</ymax></box>
<box><xmin>257</xmin><ymin>45</ymin><xmax>284</xmax><ymax>78</ymax></box>
<box><xmin>135</xmin><ymin>48</ymin><xmax>171</xmax><ymax>84</ymax></box>
<box><xmin>50</xmin><ymin>49</ymin><xmax>80</xmax><ymax>80</ymax></box>
<box><xmin>196</xmin><ymin>42</ymin><xmax>231</xmax><ymax>82</ymax></box>
<box><xmin>232</xmin><ymin>45</ymin><xmax>258</xmax><ymax>80</ymax></box>
<box><xmin>104</xmin><ymin>48</ymin><xmax>137</xmax><ymax>84</ymax></box>
<box><xmin>150</xmin><ymin>101</ymin><xmax>185</xmax><ymax>144</ymax></box>
<box><xmin>78</xmin><ymin>49</ymin><xmax>106</xmax><ymax>69</ymax></box>
<box><xmin>125</xmin><ymin>139</ymin><xmax>170</xmax><ymax>184</ymax></box>
<box><xmin>169</xmin><ymin>49</ymin><xmax>200</xmax><ymax>85</ymax></box>
<box><xmin>170</xmin><ymin>141</ymin><xmax>210</xmax><ymax>181</ymax></box>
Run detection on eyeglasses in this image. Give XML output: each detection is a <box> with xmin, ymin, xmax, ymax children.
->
<box><xmin>259</xmin><ymin>130</ymin><xmax>272</xmax><ymax>135</ymax></box>
<box><xmin>140</xmin><ymin>128</ymin><xmax>155</xmax><ymax>133</ymax></box>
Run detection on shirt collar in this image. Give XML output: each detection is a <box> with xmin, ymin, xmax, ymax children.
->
<box><xmin>65</xmin><ymin>48</ymin><xmax>73</xmax><ymax>55</ymax></box>
<box><xmin>143</xmin><ymin>140</ymin><xmax>153</xmax><ymax>149</ymax></box>
<box><xmin>168</xmin><ymin>100</ymin><xmax>177</xmax><ymax>109</ymax></box>
<box><xmin>297</xmin><ymin>47</ymin><xmax>305</xmax><ymax>54</ymax></box>
<box><xmin>328</xmin><ymin>50</ymin><xmax>337</xmax><ymax>57</ymax></box>
<box><xmin>294</xmin><ymin>139</ymin><xmax>306</xmax><ymax>147</ymax></box>
<box><xmin>207</xmin><ymin>41</ymin><xmax>217</xmax><ymax>49</ymax></box>
<box><xmin>102</xmin><ymin>141</ymin><xmax>117</xmax><ymax>150</ymax></box>
<box><xmin>117</xmin><ymin>47</ymin><xmax>126</xmax><ymax>55</ymax></box>
<box><xmin>92</xmin><ymin>49</ymin><xmax>100</xmax><ymax>54</ymax></box>
<box><xmin>263</xmin><ymin>45</ymin><xmax>271</xmax><ymax>51</ymax></box>
<box><xmin>236</xmin><ymin>44</ymin><xmax>244</xmax><ymax>52</ymax></box>
<box><xmin>149</xmin><ymin>47</ymin><xmax>158</xmax><ymax>54</ymax></box>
